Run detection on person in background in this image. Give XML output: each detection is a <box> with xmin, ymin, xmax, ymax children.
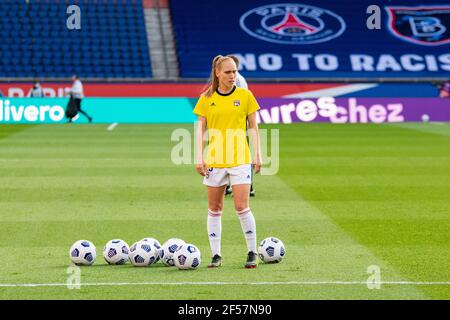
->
<box><xmin>438</xmin><ymin>80</ymin><xmax>450</xmax><ymax>98</ymax></box>
<box><xmin>236</xmin><ymin>71</ymin><xmax>248</xmax><ymax>90</ymax></box>
<box><xmin>224</xmin><ymin>59</ymin><xmax>255</xmax><ymax>197</ymax></box>
<box><xmin>67</xmin><ymin>75</ymin><xmax>93</xmax><ymax>123</ymax></box>
<box><xmin>27</xmin><ymin>81</ymin><xmax>44</xmax><ymax>97</ymax></box>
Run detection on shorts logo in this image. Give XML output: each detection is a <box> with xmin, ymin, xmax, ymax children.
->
<box><xmin>386</xmin><ymin>6</ymin><xmax>450</xmax><ymax>46</ymax></box>
<box><xmin>239</xmin><ymin>3</ymin><xmax>346</xmax><ymax>45</ymax></box>
<box><xmin>234</xmin><ymin>100</ymin><xmax>240</xmax><ymax>107</ymax></box>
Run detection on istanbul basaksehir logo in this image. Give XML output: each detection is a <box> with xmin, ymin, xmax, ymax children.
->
<box><xmin>386</xmin><ymin>6</ymin><xmax>450</xmax><ymax>46</ymax></box>
<box><xmin>239</xmin><ymin>3</ymin><xmax>346</xmax><ymax>45</ymax></box>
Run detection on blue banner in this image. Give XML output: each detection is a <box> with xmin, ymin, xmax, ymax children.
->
<box><xmin>170</xmin><ymin>0</ymin><xmax>450</xmax><ymax>78</ymax></box>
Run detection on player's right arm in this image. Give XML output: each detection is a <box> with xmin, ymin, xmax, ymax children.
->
<box><xmin>196</xmin><ymin>115</ymin><xmax>207</xmax><ymax>176</ymax></box>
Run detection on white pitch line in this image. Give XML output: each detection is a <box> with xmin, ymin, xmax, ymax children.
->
<box><xmin>282</xmin><ymin>84</ymin><xmax>379</xmax><ymax>98</ymax></box>
<box><xmin>107</xmin><ymin>123</ymin><xmax>118</xmax><ymax>131</ymax></box>
<box><xmin>1</xmin><ymin>281</ymin><xmax>449</xmax><ymax>288</ymax></box>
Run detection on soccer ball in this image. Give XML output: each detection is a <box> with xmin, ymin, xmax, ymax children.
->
<box><xmin>160</xmin><ymin>238</ymin><xmax>186</xmax><ymax>266</ymax></box>
<box><xmin>129</xmin><ymin>240</ymin><xmax>158</xmax><ymax>267</ymax></box>
<box><xmin>141</xmin><ymin>237</ymin><xmax>162</xmax><ymax>263</ymax></box>
<box><xmin>103</xmin><ymin>239</ymin><xmax>130</xmax><ymax>265</ymax></box>
<box><xmin>69</xmin><ymin>240</ymin><xmax>96</xmax><ymax>265</ymax></box>
<box><xmin>173</xmin><ymin>244</ymin><xmax>201</xmax><ymax>270</ymax></box>
<box><xmin>258</xmin><ymin>237</ymin><xmax>286</xmax><ymax>263</ymax></box>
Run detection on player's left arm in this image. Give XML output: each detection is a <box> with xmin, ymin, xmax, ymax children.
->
<box><xmin>247</xmin><ymin>112</ymin><xmax>262</xmax><ymax>174</ymax></box>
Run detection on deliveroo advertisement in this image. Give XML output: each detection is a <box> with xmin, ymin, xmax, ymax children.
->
<box><xmin>0</xmin><ymin>98</ymin><xmax>197</xmax><ymax>124</ymax></box>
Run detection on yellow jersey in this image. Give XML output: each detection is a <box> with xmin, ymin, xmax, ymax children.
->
<box><xmin>193</xmin><ymin>86</ymin><xmax>260</xmax><ymax>168</ymax></box>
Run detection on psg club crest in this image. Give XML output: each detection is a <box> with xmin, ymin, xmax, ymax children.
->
<box><xmin>239</xmin><ymin>3</ymin><xmax>346</xmax><ymax>45</ymax></box>
<box><xmin>386</xmin><ymin>6</ymin><xmax>450</xmax><ymax>46</ymax></box>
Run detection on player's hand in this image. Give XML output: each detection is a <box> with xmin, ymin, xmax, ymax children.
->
<box><xmin>196</xmin><ymin>161</ymin><xmax>207</xmax><ymax>176</ymax></box>
<box><xmin>253</xmin><ymin>158</ymin><xmax>262</xmax><ymax>174</ymax></box>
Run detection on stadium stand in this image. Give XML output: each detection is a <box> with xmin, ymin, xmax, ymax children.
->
<box><xmin>0</xmin><ymin>0</ymin><xmax>447</xmax><ymax>87</ymax></box>
<box><xmin>0</xmin><ymin>0</ymin><xmax>152</xmax><ymax>79</ymax></box>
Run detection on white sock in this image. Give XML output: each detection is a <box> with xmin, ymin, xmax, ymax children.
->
<box><xmin>237</xmin><ymin>208</ymin><xmax>257</xmax><ymax>253</ymax></box>
<box><xmin>207</xmin><ymin>209</ymin><xmax>222</xmax><ymax>257</ymax></box>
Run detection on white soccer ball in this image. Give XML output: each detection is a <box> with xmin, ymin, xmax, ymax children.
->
<box><xmin>421</xmin><ymin>114</ymin><xmax>430</xmax><ymax>122</ymax></box>
<box><xmin>141</xmin><ymin>237</ymin><xmax>162</xmax><ymax>263</ymax></box>
<box><xmin>103</xmin><ymin>239</ymin><xmax>129</xmax><ymax>265</ymax></box>
<box><xmin>258</xmin><ymin>237</ymin><xmax>286</xmax><ymax>263</ymax></box>
<box><xmin>69</xmin><ymin>240</ymin><xmax>96</xmax><ymax>266</ymax></box>
<box><xmin>129</xmin><ymin>240</ymin><xmax>159</xmax><ymax>267</ymax></box>
<box><xmin>173</xmin><ymin>244</ymin><xmax>201</xmax><ymax>270</ymax></box>
<box><xmin>160</xmin><ymin>238</ymin><xmax>186</xmax><ymax>266</ymax></box>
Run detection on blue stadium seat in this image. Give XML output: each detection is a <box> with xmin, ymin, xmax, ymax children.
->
<box><xmin>1</xmin><ymin>0</ymin><xmax>152</xmax><ymax>79</ymax></box>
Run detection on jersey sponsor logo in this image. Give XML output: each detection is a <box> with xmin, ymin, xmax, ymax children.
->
<box><xmin>234</xmin><ymin>100</ymin><xmax>241</xmax><ymax>106</ymax></box>
<box><xmin>239</xmin><ymin>3</ymin><xmax>346</xmax><ymax>45</ymax></box>
<box><xmin>386</xmin><ymin>6</ymin><xmax>450</xmax><ymax>46</ymax></box>
<box><xmin>210</xmin><ymin>102</ymin><xmax>216</xmax><ymax>106</ymax></box>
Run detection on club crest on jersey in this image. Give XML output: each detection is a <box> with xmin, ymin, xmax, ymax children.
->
<box><xmin>239</xmin><ymin>3</ymin><xmax>346</xmax><ymax>45</ymax></box>
<box><xmin>233</xmin><ymin>100</ymin><xmax>241</xmax><ymax>107</ymax></box>
<box><xmin>386</xmin><ymin>6</ymin><xmax>450</xmax><ymax>46</ymax></box>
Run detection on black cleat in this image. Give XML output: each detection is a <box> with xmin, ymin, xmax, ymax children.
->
<box><xmin>208</xmin><ymin>254</ymin><xmax>222</xmax><ymax>268</ymax></box>
<box><xmin>249</xmin><ymin>184</ymin><xmax>255</xmax><ymax>197</ymax></box>
<box><xmin>224</xmin><ymin>185</ymin><xmax>232</xmax><ymax>196</ymax></box>
<box><xmin>88</xmin><ymin>117</ymin><xmax>93</xmax><ymax>123</ymax></box>
<box><xmin>245</xmin><ymin>251</ymin><xmax>258</xmax><ymax>269</ymax></box>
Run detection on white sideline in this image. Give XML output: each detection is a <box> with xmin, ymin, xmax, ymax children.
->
<box><xmin>1</xmin><ymin>281</ymin><xmax>449</xmax><ymax>288</ymax></box>
<box><xmin>107</xmin><ymin>123</ymin><xmax>118</xmax><ymax>131</ymax></box>
<box><xmin>282</xmin><ymin>84</ymin><xmax>379</xmax><ymax>98</ymax></box>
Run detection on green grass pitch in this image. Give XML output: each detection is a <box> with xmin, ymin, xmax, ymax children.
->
<box><xmin>0</xmin><ymin>123</ymin><xmax>449</xmax><ymax>299</ymax></box>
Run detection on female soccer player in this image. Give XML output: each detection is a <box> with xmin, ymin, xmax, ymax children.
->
<box><xmin>193</xmin><ymin>55</ymin><xmax>262</xmax><ymax>269</ymax></box>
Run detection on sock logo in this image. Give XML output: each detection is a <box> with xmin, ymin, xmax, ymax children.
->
<box><xmin>245</xmin><ymin>230</ymin><xmax>253</xmax><ymax>234</ymax></box>
<box><xmin>209</xmin><ymin>233</ymin><xmax>217</xmax><ymax>237</ymax></box>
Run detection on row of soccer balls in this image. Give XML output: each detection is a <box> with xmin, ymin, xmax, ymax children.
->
<box><xmin>70</xmin><ymin>237</ymin><xmax>286</xmax><ymax>270</ymax></box>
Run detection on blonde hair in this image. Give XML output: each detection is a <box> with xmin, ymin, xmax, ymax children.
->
<box><xmin>202</xmin><ymin>55</ymin><xmax>239</xmax><ymax>97</ymax></box>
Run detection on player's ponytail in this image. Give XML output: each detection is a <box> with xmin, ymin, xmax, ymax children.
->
<box><xmin>202</xmin><ymin>55</ymin><xmax>223</xmax><ymax>97</ymax></box>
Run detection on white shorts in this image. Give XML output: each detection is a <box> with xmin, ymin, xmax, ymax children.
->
<box><xmin>203</xmin><ymin>164</ymin><xmax>252</xmax><ymax>187</ymax></box>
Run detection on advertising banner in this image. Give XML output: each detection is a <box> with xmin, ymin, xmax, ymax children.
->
<box><xmin>0</xmin><ymin>98</ymin><xmax>197</xmax><ymax>124</ymax></box>
<box><xmin>257</xmin><ymin>98</ymin><xmax>450</xmax><ymax>123</ymax></box>
<box><xmin>170</xmin><ymin>0</ymin><xmax>450</xmax><ymax>78</ymax></box>
<box><xmin>0</xmin><ymin>82</ymin><xmax>441</xmax><ymax>98</ymax></box>
<box><xmin>0</xmin><ymin>97</ymin><xmax>448</xmax><ymax>124</ymax></box>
